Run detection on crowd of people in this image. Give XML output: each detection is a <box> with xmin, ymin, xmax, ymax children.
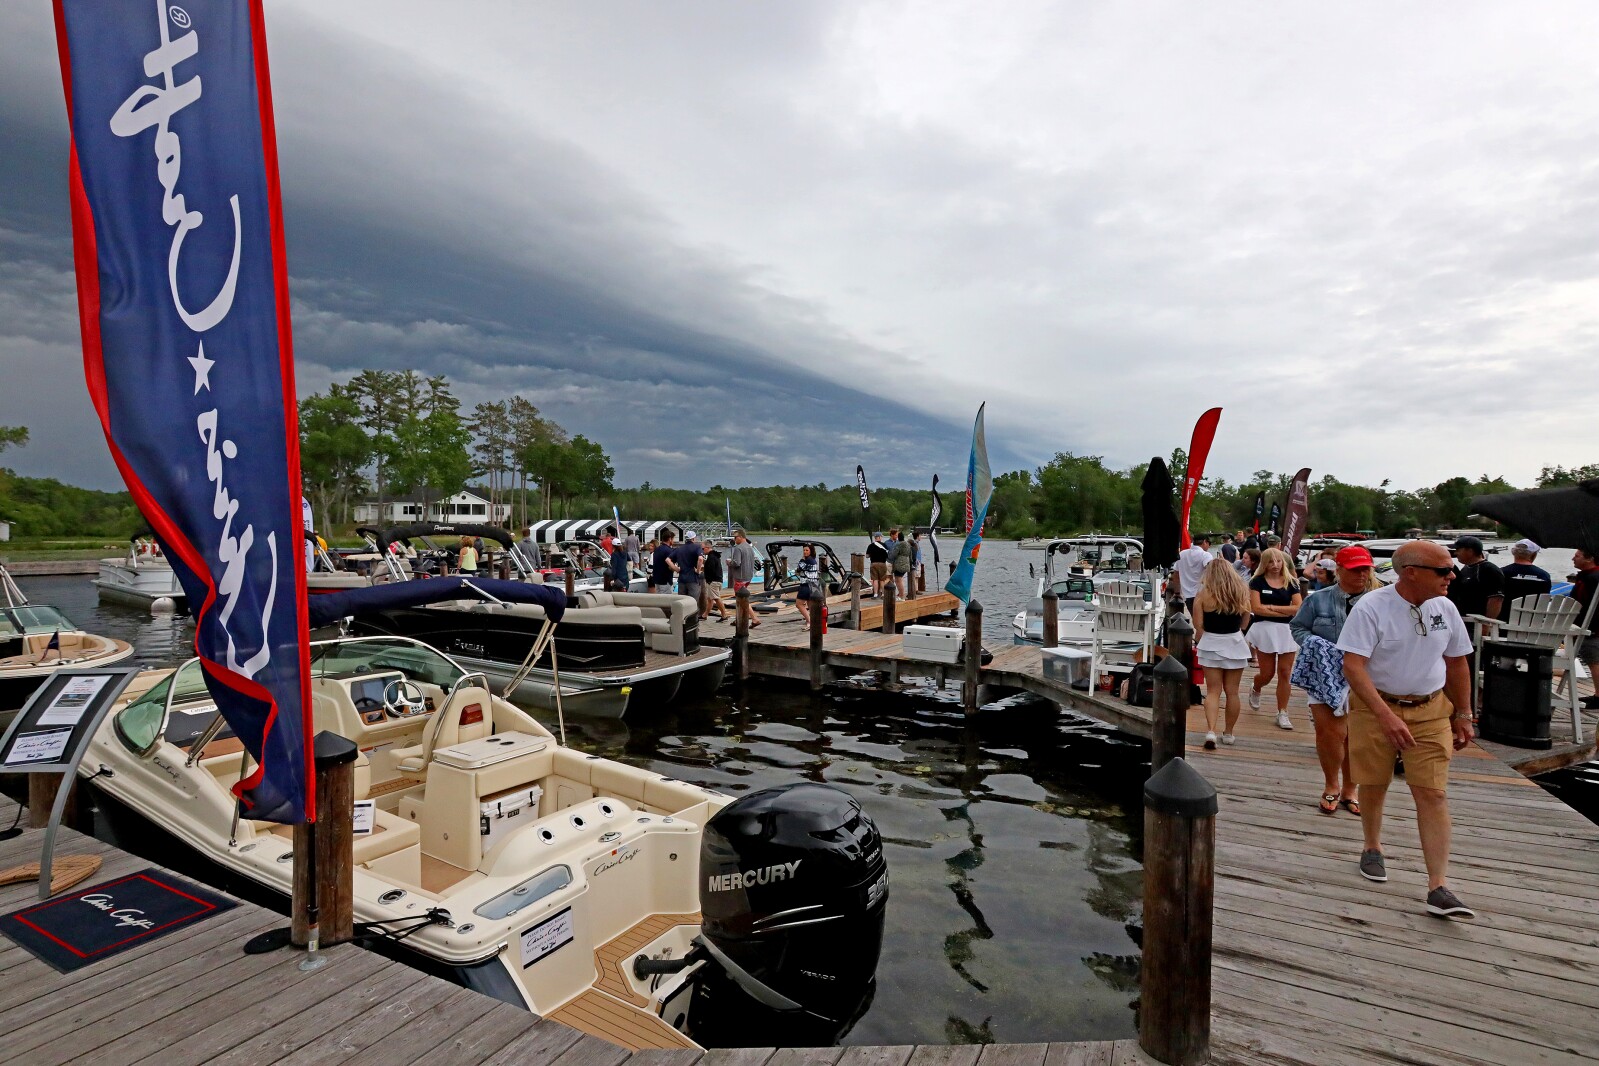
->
<box><xmin>1168</xmin><ymin>530</ymin><xmax>1599</xmax><ymax>922</ymax></box>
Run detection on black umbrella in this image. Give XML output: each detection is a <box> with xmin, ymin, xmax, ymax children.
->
<box><xmin>1471</xmin><ymin>479</ymin><xmax>1599</xmax><ymax>550</ymax></box>
<box><xmin>1141</xmin><ymin>457</ymin><xmax>1181</xmax><ymax>568</ymax></box>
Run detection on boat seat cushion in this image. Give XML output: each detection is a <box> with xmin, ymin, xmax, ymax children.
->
<box><xmin>354</xmin><ymin>808</ymin><xmax>421</xmax><ymax>866</ymax></box>
<box><xmin>395</xmin><ymin>686</ymin><xmax>495</xmax><ymax>774</ymax></box>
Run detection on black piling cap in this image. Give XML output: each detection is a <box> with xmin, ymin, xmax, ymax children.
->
<box><xmin>1153</xmin><ymin>653</ymin><xmax>1188</xmax><ymax>680</ymax></box>
<box><xmin>965</xmin><ymin>598</ymin><xmax>984</xmax><ymax>616</ymax></box>
<box><xmin>313</xmin><ymin>730</ymin><xmax>359</xmax><ymax>769</ymax></box>
<box><xmin>1144</xmin><ymin>757</ymin><xmax>1218</xmax><ymax>817</ymax></box>
<box><xmin>1166</xmin><ymin>613</ymin><xmax>1194</xmax><ymax>636</ymax></box>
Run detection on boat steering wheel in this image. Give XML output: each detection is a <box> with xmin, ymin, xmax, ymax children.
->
<box><xmin>382</xmin><ymin>678</ymin><xmax>428</xmax><ymax>718</ymax></box>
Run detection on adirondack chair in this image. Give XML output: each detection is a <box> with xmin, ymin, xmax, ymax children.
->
<box><xmin>1552</xmin><ymin>592</ymin><xmax>1599</xmax><ymax>733</ymax></box>
<box><xmin>1470</xmin><ymin>594</ymin><xmax>1589</xmax><ymax>743</ymax></box>
<box><xmin>1089</xmin><ymin>582</ymin><xmax>1158</xmax><ymax>693</ymax></box>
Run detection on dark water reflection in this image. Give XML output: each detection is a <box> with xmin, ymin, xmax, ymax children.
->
<box><xmin>560</xmin><ymin>682</ymin><xmax>1147</xmax><ymax>1046</ymax></box>
<box><xmin>17</xmin><ymin>572</ymin><xmax>1146</xmax><ymax>1046</ymax></box>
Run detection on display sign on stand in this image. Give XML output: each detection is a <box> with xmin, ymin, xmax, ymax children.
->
<box><xmin>0</xmin><ymin>668</ymin><xmax>140</xmax><ymax>897</ymax></box>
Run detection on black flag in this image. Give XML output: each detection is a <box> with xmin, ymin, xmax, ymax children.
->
<box><xmin>856</xmin><ymin>465</ymin><xmax>872</xmax><ymax>529</ymax></box>
<box><xmin>928</xmin><ymin>474</ymin><xmax>943</xmax><ymax>566</ymax></box>
<box><xmin>1252</xmin><ymin>491</ymin><xmax>1265</xmax><ymax>535</ymax></box>
<box><xmin>1268</xmin><ymin>501</ymin><xmax>1282</xmax><ymax>536</ymax></box>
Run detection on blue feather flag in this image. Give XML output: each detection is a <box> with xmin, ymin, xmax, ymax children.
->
<box><xmin>945</xmin><ymin>404</ymin><xmax>991</xmax><ymax>603</ymax></box>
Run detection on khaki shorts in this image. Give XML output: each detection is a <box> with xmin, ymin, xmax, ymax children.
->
<box><xmin>1348</xmin><ymin>691</ymin><xmax>1455</xmax><ymax>792</ymax></box>
<box><xmin>870</xmin><ymin>562</ymin><xmax>890</xmax><ymax>581</ymax></box>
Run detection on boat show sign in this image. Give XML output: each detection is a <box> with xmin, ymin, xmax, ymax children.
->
<box><xmin>856</xmin><ymin>466</ymin><xmax>872</xmax><ymax>528</ymax></box>
<box><xmin>1281</xmin><ymin>467</ymin><xmax>1312</xmax><ymax>558</ymax></box>
<box><xmin>53</xmin><ymin>1</ymin><xmax>314</xmax><ymax>822</ymax></box>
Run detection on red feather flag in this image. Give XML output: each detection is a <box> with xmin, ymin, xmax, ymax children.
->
<box><xmin>1179</xmin><ymin>407</ymin><xmax>1222</xmax><ymax>550</ymax></box>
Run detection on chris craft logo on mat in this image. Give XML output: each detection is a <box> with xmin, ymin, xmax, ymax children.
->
<box><xmin>0</xmin><ymin>869</ymin><xmax>236</xmax><ymax>973</ymax></box>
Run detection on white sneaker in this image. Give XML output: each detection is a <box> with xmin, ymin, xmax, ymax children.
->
<box><xmin>1221</xmin><ymin>733</ymin><xmax>1237</xmax><ymax>746</ymax></box>
<box><xmin>1203</xmin><ymin>731</ymin><xmax>1218</xmax><ymax>750</ymax></box>
<box><xmin>1276</xmin><ymin>711</ymin><xmax>1293</xmax><ymax>730</ymax></box>
<box><xmin>1248</xmin><ymin>689</ymin><xmax>1262</xmax><ymax>711</ymax></box>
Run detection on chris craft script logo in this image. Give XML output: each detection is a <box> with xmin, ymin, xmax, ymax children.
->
<box><xmin>107</xmin><ymin>3</ymin><xmax>277</xmax><ymax>677</ymax></box>
<box><xmin>79</xmin><ymin>893</ymin><xmax>158</xmax><ymax>931</ymax></box>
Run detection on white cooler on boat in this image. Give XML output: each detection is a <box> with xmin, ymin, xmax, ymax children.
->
<box><xmin>902</xmin><ymin>624</ymin><xmax>964</xmax><ymax>665</ymax></box>
<box><xmin>1040</xmin><ymin>645</ymin><xmax>1092</xmax><ymax>684</ymax></box>
<box><xmin>480</xmin><ymin>784</ymin><xmax>543</xmax><ymax>854</ymax></box>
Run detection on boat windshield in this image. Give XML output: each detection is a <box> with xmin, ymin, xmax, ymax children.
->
<box><xmin>0</xmin><ymin>605</ymin><xmax>77</xmax><ymax>635</ymax></box>
<box><xmin>309</xmin><ymin>636</ymin><xmax>464</xmax><ymax>689</ymax></box>
<box><xmin>114</xmin><ymin>658</ymin><xmax>216</xmax><ymax>756</ymax></box>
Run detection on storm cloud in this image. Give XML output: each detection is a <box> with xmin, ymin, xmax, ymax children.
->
<box><xmin>3</xmin><ymin>2</ymin><xmax>1597</xmax><ymax>492</ymax></box>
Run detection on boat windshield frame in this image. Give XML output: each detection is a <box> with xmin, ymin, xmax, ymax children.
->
<box><xmin>308</xmin><ymin>634</ymin><xmax>468</xmax><ymax>690</ymax></box>
<box><xmin>0</xmin><ymin>604</ymin><xmax>77</xmax><ymax>636</ymax></box>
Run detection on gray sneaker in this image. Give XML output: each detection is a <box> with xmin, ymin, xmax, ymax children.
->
<box><xmin>1426</xmin><ymin>886</ymin><xmax>1476</xmax><ymax>920</ymax></box>
<box><xmin>1358</xmin><ymin>849</ymin><xmax>1387</xmax><ymax>882</ymax></box>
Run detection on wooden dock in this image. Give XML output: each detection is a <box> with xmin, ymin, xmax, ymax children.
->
<box><xmin>700</xmin><ymin>604</ymin><xmax>1599</xmax><ymax>1062</ymax></box>
<box><xmin>0</xmin><ymin>794</ymin><xmax>1144</xmax><ymax>1065</ymax></box>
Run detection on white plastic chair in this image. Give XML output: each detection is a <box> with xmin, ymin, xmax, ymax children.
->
<box><xmin>1470</xmin><ymin>594</ymin><xmax>1589</xmax><ymax>743</ymax></box>
<box><xmin>1089</xmin><ymin>584</ymin><xmax>1157</xmax><ymax>694</ymax></box>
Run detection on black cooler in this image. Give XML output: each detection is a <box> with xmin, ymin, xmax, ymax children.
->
<box><xmin>1478</xmin><ymin>640</ymin><xmax>1554</xmax><ymax>749</ymax></box>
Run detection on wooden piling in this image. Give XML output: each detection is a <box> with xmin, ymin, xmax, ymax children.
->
<box><xmin>962</xmin><ymin>598</ymin><xmax>984</xmax><ymax>713</ymax></box>
<box><xmin>1041</xmin><ymin>588</ymin><xmax>1059</xmax><ymax>649</ymax></box>
<box><xmin>293</xmin><ymin>732</ymin><xmax>358</xmax><ymax>948</ymax></box>
<box><xmin>850</xmin><ymin>573</ymin><xmax>862</xmax><ymax>630</ymax></box>
<box><xmin>564</xmin><ymin>563</ymin><xmax>576</xmax><ymax>598</ymax></box>
<box><xmin>917</xmin><ymin>564</ymin><xmax>926</xmax><ymax>593</ymax></box>
<box><xmin>1140</xmin><ymin>757</ymin><xmax>1216</xmax><ymax>1065</ymax></box>
<box><xmin>734</xmin><ymin>585</ymin><xmax>751</xmax><ymax>681</ymax></box>
<box><xmin>1150</xmin><ymin>654</ymin><xmax>1190</xmax><ymax>773</ymax></box>
<box><xmin>881</xmin><ymin>581</ymin><xmax>897</xmax><ymax>634</ymax></box>
<box><xmin>809</xmin><ymin>586</ymin><xmax>827</xmax><ymax>691</ymax></box>
<box><xmin>27</xmin><ymin>773</ymin><xmax>80</xmax><ymax>831</ymax></box>
<box><xmin>1166</xmin><ymin>612</ymin><xmax>1194</xmax><ymax>663</ymax></box>
<box><xmin>850</xmin><ymin>552</ymin><xmax>865</xmax><ymax>577</ymax></box>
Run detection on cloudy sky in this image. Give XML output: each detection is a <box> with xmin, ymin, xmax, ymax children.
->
<box><xmin>3</xmin><ymin>2</ymin><xmax>1597</xmax><ymax>493</ymax></box>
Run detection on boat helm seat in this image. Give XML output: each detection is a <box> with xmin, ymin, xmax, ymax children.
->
<box><xmin>392</xmin><ymin>685</ymin><xmax>495</xmax><ymax>775</ymax></box>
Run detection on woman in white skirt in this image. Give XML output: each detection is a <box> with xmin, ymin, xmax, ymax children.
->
<box><xmin>1193</xmin><ymin>558</ymin><xmax>1252</xmax><ymax>750</ymax></box>
<box><xmin>1247</xmin><ymin>547</ymin><xmax>1304</xmax><ymax>730</ymax></box>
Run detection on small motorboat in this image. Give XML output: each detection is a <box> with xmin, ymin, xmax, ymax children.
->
<box><xmin>0</xmin><ymin>565</ymin><xmax>134</xmax><ymax>730</ymax></box>
<box><xmin>312</xmin><ymin>540</ymin><xmax>731</xmax><ymax>720</ymax></box>
<box><xmin>1010</xmin><ymin>538</ymin><xmax>1162</xmax><ymax>645</ymax></box>
<box><xmin>81</xmin><ymin>634</ymin><xmax>887</xmax><ymax>1050</ymax></box>
<box><xmin>93</xmin><ymin>530</ymin><xmax>187</xmax><ymax>612</ymax></box>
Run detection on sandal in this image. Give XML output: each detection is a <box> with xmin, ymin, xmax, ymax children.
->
<box><xmin>1339</xmin><ymin>796</ymin><xmax>1361</xmax><ymax>816</ymax></box>
<box><xmin>1318</xmin><ymin>793</ymin><xmax>1339</xmax><ymax>816</ymax></box>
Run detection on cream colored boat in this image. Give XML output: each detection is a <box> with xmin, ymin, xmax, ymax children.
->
<box><xmin>81</xmin><ymin>635</ymin><xmax>886</xmax><ymax>1051</ymax></box>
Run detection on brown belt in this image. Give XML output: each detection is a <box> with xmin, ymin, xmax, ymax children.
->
<box><xmin>1377</xmin><ymin>689</ymin><xmax>1442</xmax><ymax>708</ymax></box>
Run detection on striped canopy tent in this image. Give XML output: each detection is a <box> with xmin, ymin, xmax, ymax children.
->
<box><xmin>525</xmin><ymin>519</ymin><xmax>682</xmax><ymax>545</ymax></box>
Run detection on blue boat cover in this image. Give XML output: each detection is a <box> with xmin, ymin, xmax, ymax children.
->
<box><xmin>307</xmin><ymin>577</ymin><xmax>567</xmax><ymax>630</ymax></box>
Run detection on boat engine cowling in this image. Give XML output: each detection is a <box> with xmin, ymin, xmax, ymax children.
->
<box><xmin>689</xmin><ymin>782</ymin><xmax>888</xmax><ymax>1046</ymax></box>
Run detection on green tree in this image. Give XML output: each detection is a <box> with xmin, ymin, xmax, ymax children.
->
<box><xmin>299</xmin><ymin>386</ymin><xmax>371</xmax><ymax>526</ymax></box>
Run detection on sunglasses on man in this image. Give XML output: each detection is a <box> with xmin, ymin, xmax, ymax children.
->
<box><xmin>1402</xmin><ymin>564</ymin><xmax>1455</xmax><ymax>577</ymax></box>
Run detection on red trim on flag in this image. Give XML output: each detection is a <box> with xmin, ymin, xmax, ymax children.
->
<box><xmin>250</xmin><ymin>0</ymin><xmax>315</xmax><ymax>823</ymax></box>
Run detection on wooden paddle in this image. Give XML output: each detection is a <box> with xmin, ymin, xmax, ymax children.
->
<box><xmin>0</xmin><ymin>854</ymin><xmax>102</xmax><ymax>895</ymax></box>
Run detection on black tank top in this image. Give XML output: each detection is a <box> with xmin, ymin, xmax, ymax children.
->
<box><xmin>1203</xmin><ymin>609</ymin><xmax>1244</xmax><ymax>635</ymax></box>
<box><xmin>1250</xmin><ymin>575</ymin><xmax>1296</xmax><ymax>626</ymax></box>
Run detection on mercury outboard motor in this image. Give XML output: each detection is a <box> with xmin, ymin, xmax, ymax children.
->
<box><xmin>687</xmin><ymin>782</ymin><xmax>887</xmax><ymax>1046</ymax></box>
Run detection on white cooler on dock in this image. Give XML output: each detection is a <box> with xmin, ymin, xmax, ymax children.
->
<box><xmin>480</xmin><ymin>784</ymin><xmax>543</xmax><ymax>854</ymax></box>
<box><xmin>902</xmin><ymin>624</ymin><xmax>964</xmax><ymax>664</ymax></box>
<box><xmin>1040</xmin><ymin>645</ymin><xmax>1092</xmax><ymax>685</ymax></box>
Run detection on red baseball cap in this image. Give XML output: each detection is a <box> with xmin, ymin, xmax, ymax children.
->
<box><xmin>1335</xmin><ymin>545</ymin><xmax>1374</xmax><ymax>569</ymax></box>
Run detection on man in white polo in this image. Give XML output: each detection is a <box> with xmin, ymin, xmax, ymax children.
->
<box><xmin>1174</xmin><ymin>533</ymin><xmax>1214</xmax><ymax>616</ymax></box>
<box><xmin>1338</xmin><ymin>540</ymin><xmax>1476</xmax><ymax>919</ymax></box>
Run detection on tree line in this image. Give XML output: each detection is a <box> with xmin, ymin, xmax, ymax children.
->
<box><xmin>2</xmin><ymin>404</ymin><xmax>1595</xmax><ymax>541</ymax></box>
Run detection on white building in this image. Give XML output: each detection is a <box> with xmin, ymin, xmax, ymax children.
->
<box><xmin>352</xmin><ymin>490</ymin><xmax>509</xmax><ymax>526</ymax></box>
